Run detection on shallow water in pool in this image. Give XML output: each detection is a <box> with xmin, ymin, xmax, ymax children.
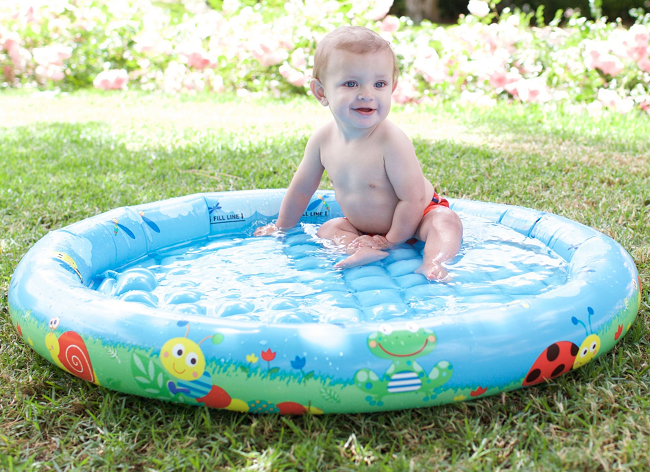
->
<box><xmin>94</xmin><ymin>214</ymin><xmax>568</xmax><ymax>323</ymax></box>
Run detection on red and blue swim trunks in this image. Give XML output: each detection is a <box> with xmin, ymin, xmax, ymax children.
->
<box><xmin>423</xmin><ymin>191</ymin><xmax>450</xmax><ymax>217</ymax></box>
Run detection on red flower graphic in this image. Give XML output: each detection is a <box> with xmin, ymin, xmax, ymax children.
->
<box><xmin>261</xmin><ymin>349</ymin><xmax>276</xmax><ymax>362</ymax></box>
<box><xmin>614</xmin><ymin>325</ymin><xmax>623</xmax><ymax>341</ymax></box>
<box><xmin>261</xmin><ymin>348</ymin><xmax>277</xmax><ymax>371</ymax></box>
<box><xmin>470</xmin><ymin>386</ymin><xmax>487</xmax><ymax>397</ymax></box>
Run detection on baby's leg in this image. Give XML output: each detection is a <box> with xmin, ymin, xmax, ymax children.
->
<box><xmin>317</xmin><ymin>218</ymin><xmax>389</xmax><ymax>268</ymax></box>
<box><xmin>414</xmin><ymin>207</ymin><xmax>463</xmax><ymax>280</ymax></box>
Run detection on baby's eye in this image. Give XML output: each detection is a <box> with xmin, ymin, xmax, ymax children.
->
<box><xmin>375</xmin><ymin>81</ymin><xmax>387</xmax><ymax>88</ymax></box>
<box><xmin>343</xmin><ymin>81</ymin><xmax>357</xmax><ymax>88</ymax></box>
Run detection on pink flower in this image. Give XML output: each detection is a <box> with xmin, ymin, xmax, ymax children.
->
<box><xmin>638</xmin><ymin>57</ymin><xmax>650</xmax><ymax>74</ymax></box>
<box><xmin>596</xmin><ymin>53</ymin><xmax>624</xmax><ymax>76</ymax></box>
<box><xmin>598</xmin><ymin>88</ymin><xmax>634</xmax><ymax>114</ymax></box>
<box><xmin>623</xmin><ymin>25</ymin><xmax>649</xmax><ymax>61</ymax></box>
<box><xmin>134</xmin><ymin>32</ymin><xmax>173</xmax><ymax>56</ymax></box>
<box><xmin>32</xmin><ymin>45</ymin><xmax>72</xmax><ymax>67</ymax></box>
<box><xmin>177</xmin><ymin>43</ymin><xmax>216</xmax><ymax>70</ymax></box>
<box><xmin>366</xmin><ymin>0</ymin><xmax>394</xmax><ymax>21</ymax></box>
<box><xmin>279</xmin><ymin>37</ymin><xmax>295</xmax><ymax>51</ymax></box>
<box><xmin>35</xmin><ymin>64</ymin><xmax>65</xmax><ymax>82</ymax></box>
<box><xmin>468</xmin><ymin>0</ymin><xmax>490</xmax><ymax>18</ymax></box>
<box><xmin>93</xmin><ymin>69</ymin><xmax>129</xmax><ymax>90</ymax></box>
<box><xmin>583</xmin><ymin>40</ymin><xmax>604</xmax><ymax>70</ymax></box>
<box><xmin>488</xmin><ymin>69</ymin><xmax>521</xmax><ymax>91</ymax></box>
<box><xmin>290</xmin><ymin>48</ymin><xmax>306</xmax><ymax>69</ymax></box>
<box><xmin>639</xmin><ymin>99</ymin><xmax>650</xmax><ymax>115</ymax></box>
<box><xmin>3</xmin><ymin>65</ymin><xmax>14</xmax><ymax>82</ymax></box>
<box><xmin>379</xmin><ymin>15</ymin><xmax>400</xmax><ymax>33</ymax></box>
<box><xmin>584</xmin><ymin>40</ymin><xmax>625</xmax><ymax>76</ymax></box>
<box><xmin>279</xmin><ymin>64</ymin><xmax>308</xmax><ymax>87</ymax></box>
<box><xmin>2</xmin><ymin>36</ymin><xmax>19</xmax><ymax>54</ymax></box>
<box><xmin>414</xmin><ymin>50</ymin><xmax>448</xmax><ymax>85</ymax></box>
<box><xmin>392</xmin><ymin>80</ymin><xmax>418</xmax><ymax>104</ymax></box>
<box><xmin>23</xmin><ymin>6</ymin><xmax>39</xmax><ymax>24</ymax></box>
<box><xmin>251</xmin><ymin>39</ymin><xmax>289</xmax><ymax>67</ymax></box>
<box><xmin>2</xmin><ymin>33</ymin><xmax>25</xmax><ymax>70</ymax></box>
<box><xmin>511</xmin><ymin>78</ymin><xmax>552</xmax><ymax>103</ymax></box>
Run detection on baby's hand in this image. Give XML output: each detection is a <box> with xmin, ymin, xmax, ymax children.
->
<box><xmin>369</xmin><ymin>235</ymin><xmax>395</xmax><ymax>250</ymax></box>
<box><xmin>254</xmin><ymin>223</ymin><xmax>278</xmax><ymax>237</ymax></box>
<box><xmin>349</xmin><ymin>235</ymin><xmax>376</xmax><ymax>248</ymax></box>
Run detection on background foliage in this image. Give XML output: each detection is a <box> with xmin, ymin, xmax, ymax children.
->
<box><xmin>1</xmin><ymin>0</ymin><xmax>649</xmax><ymax>115</ymax></box>
<box><xmin>389</xmin><ymin>0</ymin><xmax>649</xmax><ymax>24</ymax></box>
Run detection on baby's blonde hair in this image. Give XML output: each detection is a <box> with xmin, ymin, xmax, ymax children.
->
<box><xmin>312</xmin><ymin>26</ymin><xmax>400</xmax><ymax>83</ymax></box>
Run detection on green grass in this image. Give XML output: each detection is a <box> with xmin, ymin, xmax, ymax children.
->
<box><xmin>1</xmin><ymin>90</ymin><xmax>649</xmax><ymax>471</ymax></box>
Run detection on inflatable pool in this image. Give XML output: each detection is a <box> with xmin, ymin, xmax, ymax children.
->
<box><xmin>8</xmin><ymin>190</ymin><xmax>641</xmax><ymax>414</ymax></box>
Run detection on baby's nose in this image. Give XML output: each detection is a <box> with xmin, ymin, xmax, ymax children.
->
<box><xmin>357</xmin><ymin>86</ymin><xmax>374</xmax><ymax>100</ymax></box>
<box><xmin>357</xmin><ymin>91</ymin><xmax>373</xmax><ymax>100</ymax></box>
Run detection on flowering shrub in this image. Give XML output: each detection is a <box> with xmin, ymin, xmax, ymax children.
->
<box><xmin>1</xmin><ymin>0</ymin><xmax>649</xmax><ymax>114</ymax></box>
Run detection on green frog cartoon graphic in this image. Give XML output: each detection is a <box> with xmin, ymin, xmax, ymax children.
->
<box><xmin>354</xmin><ymin>322</ymin><xmax>453</xmax><ymax>406</ymax></box>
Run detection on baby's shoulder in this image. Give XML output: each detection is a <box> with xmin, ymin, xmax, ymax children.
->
<box><xmin>309</xmin><ymin>120</ymin><xmax>336</xmax><ymax>144</ymax></box>
<box><xmin>376</xmin><ymin>120</ymin><xmax>412</xmax><ymax>149</ymax></box>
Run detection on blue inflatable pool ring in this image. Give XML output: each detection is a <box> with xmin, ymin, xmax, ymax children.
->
<box><xmin>8</xmin><ymin>190</ymin><xmax>641</xmax><ymax>414</ymax></box>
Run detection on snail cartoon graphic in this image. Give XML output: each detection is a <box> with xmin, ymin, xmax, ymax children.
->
<box><xmin>45</xmin><ymin>317</ymin><xmax>100</xmax><ymax>385</ymax></box>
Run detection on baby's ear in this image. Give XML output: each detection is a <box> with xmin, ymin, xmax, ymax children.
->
<box><xmin>392</xmin><ymin>81</ymin><xmax>398</xmax><ymax>93</ymax></box>
<box><xmin>310</xmin><ymin>79</ymin><xmax>328</xmax><ymax>107</ymax></box>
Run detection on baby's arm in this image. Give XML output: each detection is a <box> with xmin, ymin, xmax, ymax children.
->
<box><xmin>382</xmin><ymin>128</ymin><xmax>430</xmax><ymax>245</ymax></box>
<box><xmin>254</xmin><ymin>131</ymin><xmax>324</xmax><ymax>235</ymax></box>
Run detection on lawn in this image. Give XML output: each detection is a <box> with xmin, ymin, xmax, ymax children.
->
<box><xmin>1</xmin><ymin>90</ymin><xmax>649</xmax><ymax>471</ymax></box>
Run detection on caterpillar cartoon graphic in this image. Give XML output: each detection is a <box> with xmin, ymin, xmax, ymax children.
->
<box><xmin>161</xmin><ymin>321</ymin><xmax>249</xmax><ymax>412</ymax></box>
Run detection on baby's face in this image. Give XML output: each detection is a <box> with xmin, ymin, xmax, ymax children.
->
<box><xmin>319</xmin><ymin>49</ymin><xmax>396</xmax><ymax>132</ymax></box>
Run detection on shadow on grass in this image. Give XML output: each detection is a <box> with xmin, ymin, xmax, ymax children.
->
<box><xmin>1</xmin><ymin>119</ymin><xmax>648</xmax><ymax>253</ymax></box>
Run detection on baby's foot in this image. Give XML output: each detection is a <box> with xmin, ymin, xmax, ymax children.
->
<box><xmin>415</xmin><ymin>260</ymin><xmax>449</xmax><ymax>281</ymax></box>
<box><xmin>335</xmin><ymin>247</ymin><xmax>389</xmax><ymax>269</ymax></box>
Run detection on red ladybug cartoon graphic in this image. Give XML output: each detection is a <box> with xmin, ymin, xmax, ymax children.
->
<box><xmin>523</xmin><ymin>341</ymin><xmax>578</xmax><ymax>386</ymax></box>
<box><xmin>523</xmin><ymin>307</ymin><xmax>600</xmax><ymax>386</ymax></box>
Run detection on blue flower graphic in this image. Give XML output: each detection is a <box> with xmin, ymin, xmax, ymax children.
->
<box><xmin>290</xmin><ymin>356</ymin><xmax>306</xmax><ymax>370</ymax></box>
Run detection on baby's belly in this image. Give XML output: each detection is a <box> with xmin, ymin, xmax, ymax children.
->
<box><xmin>338</xmin><ymin>195</ymin><xmax>398</xmax><ymax>235</ymax></box>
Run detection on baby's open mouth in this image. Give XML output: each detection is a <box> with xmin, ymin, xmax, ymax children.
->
<box><xmin>354</xmin><ymin>108</ymin><xmax>375</xmax><ymax>115</ymax></box>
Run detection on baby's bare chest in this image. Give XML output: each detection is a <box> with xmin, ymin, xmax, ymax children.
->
<box><xmin>321</xmin><ymin>145</ymin><xmax>391</xmax><ymax>189</ymax></box>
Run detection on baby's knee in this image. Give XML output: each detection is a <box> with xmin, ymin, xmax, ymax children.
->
<box><xmin>317</xmin><ymin>217</ymin><xmax>349</xmax><ymax>239</ymax></box>
<box><xmin>443</xmin><ymin>209</ymin><xmax>462</xmax><ymax>233</ymax></box>
<box><xmin>424</xmin><ymin>208</ymin><xmax>463</xmax><ymax>240</ymax></box>
<box><xmin>430</xmin><ymin>207</ymin><xmax>460</xmax><ymax>228</ymax></box>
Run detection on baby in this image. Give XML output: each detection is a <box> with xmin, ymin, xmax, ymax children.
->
<box><xmin>255</xmin><ymin>26</ymin><xmax>462</xmax><ymax>280</ymax></box>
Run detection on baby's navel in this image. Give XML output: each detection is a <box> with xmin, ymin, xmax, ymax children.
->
<box><xmin>369</xmin><ymin>183</ymin><xmax>376</xmax><ymax>188</ymax></box>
